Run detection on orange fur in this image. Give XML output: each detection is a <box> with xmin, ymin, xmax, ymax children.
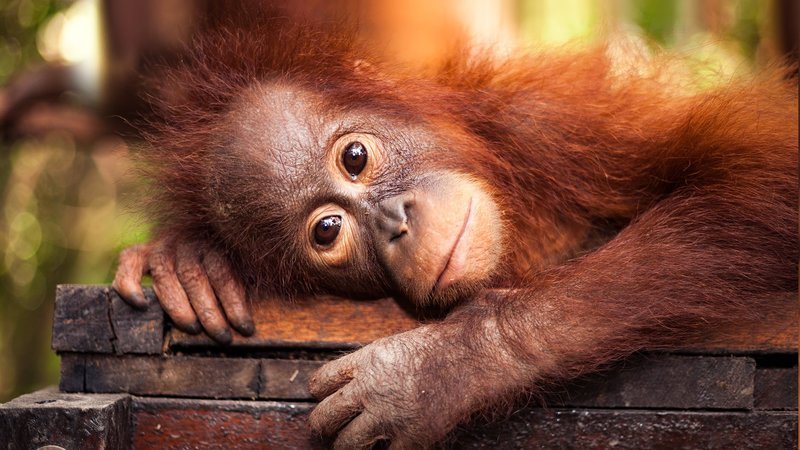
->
<box><xmin>138</xmin><ymin>15</ymin><xmax>798</xmax><ymax>434</ymax></box>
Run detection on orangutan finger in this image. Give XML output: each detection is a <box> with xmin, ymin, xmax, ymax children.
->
<box><xmin>176</xmin><ymin>242</ymin><xmax>232</xmax><ymax>344</ymax></box>
<box><xmin>308</xmin><ymin>352</ymin><xmax>361</xmax><ymax>399</ymax></box>
<box><xmin>112</xmin><ymin>244</ymin><xmax>150</xmax><ymax>309</ymax></box>
<box><xmin>333</xmin><ymin>411</ymin><xmax>387</xmax><ymax>450</ymax></box>
<box><xmin>203</xmin><ymin>249</ymin><xmax>254</xmax><ymax>336</ymax></box>
<box><xmin>307</xmin><ymin>383</ymin><xmax>363</xmax><ymax>437</ymax></box>
<box><xmin>149</xmin><ymin>245</ymin><xmax>201</xmax><ymax>334</ymax></box>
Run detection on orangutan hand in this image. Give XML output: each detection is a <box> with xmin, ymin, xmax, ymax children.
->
<box><xmin>112</xmin><ymin>237</ymin><xmax>254</xmax><ymax>344</ymax></box>
<box><xmin>307</xmin><ymin>323</ymin><xmax>511</xmax><ymax>449</ymax></box>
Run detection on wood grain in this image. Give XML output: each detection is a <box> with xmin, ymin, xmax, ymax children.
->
<box><xmin>59</xmin><ymin>353</ymin><xmax>769</xmax><ymax>410</ymax></box>
<box><xmin>754</xmin><ymin>367</ymin><xmax>799</xmax><ymax>410</ymax></box>
<box><xmin>453</xmin><ymin>409</ymin><xmax>798</xmax><ymax>449</ymax></box>
<box><xmin>561</xmin><ymin>355</ymin><xmax>757</xmax><ymax>409</ymax></box>
<box><xmin>5</xmin><ymin>390</ymin><xmax>795</xmax><ymax>449</ymax></box>
<box><xmin>108</xmin><ymin>289</ymin><xmax>164</xmax><ymax>354</ymax></box>
<box><xmin>129</xmin><ymin>397</ymin><xmax>798</xmax><ymax>449</ymax></box>
<box><xmin>52</xmin><ymin>285</ymin><xmax>115</xmax><ymax>353</ymax></box>
<box><xmin>169</xmin><ymin>293</ymin><xmax>799</xmax><ymax>353</ymax></box>
<box><xmin>80</xmin><ymin>354</ymin><xmax>261</xmax><ymax>399</ymax></box>
<box><xmin>53</xmin><ymin>286</ymin><xmax>797</xmax><ymax>354</ymax></box>
<box><xmin>53</xmin><ymin>285</ymin><xmax>164</xmax><ymax>355</ymax></box>
<box><xmin>132</xmin><ymin>398</ymin><xmax>318</xmax><ymax>449</ymax></box>
<box><xmin>168</xmin><ymin>296</ymin><xmax>419</xmax><ymax>350</ymax></box>
<box><xmin>0</xmin><ymin>389</ymin><xmax>130</xmax><ymax>450</ymax></box>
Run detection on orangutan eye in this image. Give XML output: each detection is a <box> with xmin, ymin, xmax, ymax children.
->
<box><xmin>314</xmin><ymin>215</ymin><xmax>342</xmax><ymax>246</ymax></box>
<box><xmin>342</xmin><ymin>141</ymin><xmax>368</xmax><ymax>178</ymax></box>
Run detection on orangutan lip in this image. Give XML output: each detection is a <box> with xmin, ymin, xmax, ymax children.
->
<box><xmin>434</xmin><ymin>197</ymin><xmax>474</xmax><ymax>292</ymax></box>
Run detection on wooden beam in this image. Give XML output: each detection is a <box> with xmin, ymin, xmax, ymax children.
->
<box><xmin>61</xmin><ymin>353</ymin><xmax>763</xmax><ymax>410</ymax></box>
<box><xmin>53</xmin><ymin>286</ymin><xmax>797</xmax><ymax>354</ymax></box>
<box><xmin>755</xmin><ymin>366</ymin><xmax>799</xmax><ymax>410</ymax></box>
<box><xmin>167</xmin><ymin>295</ymin><xmax>418</xmax><ymax>350</ymax></box>
<box><xmin>169</xmin><ymin>292</ymin><xmax>799</xmax><ymax>353</ymax></box>
<box><xmin>52</xmin><ymin>285</ymin><xmax>164</xmax><ymax>355</ymax></box>
<box><xmin>557</xmin><ymin>354</ymin><xmax>756</xmax><ymax>410</ymax></box>
<box><xmin>52</xmin><ymin>285</ymin><xmax>115</xmax><ymax>354</ymax></box>
<box><xmin>0</xmin><ymin>389</ymin><xmax>131</xmax><ymax>449</ymax></box>
<box><xmin>129</xmin><ymin>397</ymin><xmax>798</xmax><ymax>449</ymax></box>
<box><xmin>4</xmin><ymin>390</ymin><xmax>795</xmax><ymax>449</ymax></box>
<box><xmin>76</xmin><ymin>354</ymin><xmax>261</xmax><ymax>399</ymax></box>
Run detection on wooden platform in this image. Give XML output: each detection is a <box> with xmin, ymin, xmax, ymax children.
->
<box><xmin>1</xmin><ymin>285</ymin><xmax>797</xmax><ymax>449</ymax></box>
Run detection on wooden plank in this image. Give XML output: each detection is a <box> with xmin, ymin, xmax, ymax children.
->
<box><xmin>556</xmin><ymin>355</ymin><xmax>755</xmax><ymax>409</ymax></box>
<box><xmin>132</xmin><ymin>398</ymin><xmax>318</xmax><ymax>449</ymax></box>
<box><xmin>71</xmin><ymin>354</ymin><xmax>760</xmax><ymax>410</ymax></box>
<box><xmin>59</xmin><ymin>353</ymin><xmax>85</xmax><ymax>392</ymax></box>
<box><xmin>454</xmin><ymin>409</ymin><xmax>798</xmax><ymax>449</ymax></box>
<box><xmin>50</xmin><ymin>286</ymin><xmax>796</xmax><ymax>354</ymax></box>
<box><xmin>83</xmin><ymin>355</ymin><xmax>260</xmax><ymax>399</ymax></box>
<box><xmin>255</xmin><ymin>356</ymin><xmax>759</xmax><ymax>409</ymax></box>
<box><xmin>256</xmin><ymin>356</ymin><xmax>758</xmax><ymax>408</ymax></box>
<box><xmin>129</xmin><ymin>397</ymin><xmax>798</xmax><ymax>449</ymax></box>
<box><xmin>170</xmin><ymin>292</ymin><xmax>798</xmax><ymax>353</ymax></box>
<box><xmin>68</xmin><ymin>354</ymin><xmax>325</xmax><ymax>400</ymax></box>
<box><xmin>109</xmin><ymin>288</ymin><xmax>164</xmax><ymax>354</ymax></box>
<box><xmin>261</xmin><ymin>359</ymin><xmax>324</xmax><ymax>400</ymax></box>
<box><xmin>0</xmin><ymin>388</ymin><xmax>131</xmax><ymax>450</ymax></box>
<box><xmin>52</xmin><ymin>285</ymin><xmax>115</xmax><ymax>353</ymax></box>
<box><xmin>168</xmin><ymin>295</ymin><xmax>418</xmax><ymax>349</ymax></box>
<box><xmin>52</xmin><ymin>284</ymin><xmax>165</xmax><ymax>355</ymax></box>
<box><xmin>755</xmin><ymin>367</ymin><xmax>799</xmax><ymax>410</ymax></box>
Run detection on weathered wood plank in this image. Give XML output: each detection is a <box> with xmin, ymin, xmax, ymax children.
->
<box><xmin>755</xmin><ymin>367</ymin><xmax>799</xmax><ymax>410</ymax></box>
<box><xmin>168</xmin><ymin>292</ymin><xmax>798</xmax><ymax>353</ymax></box>
<box><xmin>81</xmin><ymin>354</ymin><xmax>261</xmax><ymax>399</ymax></box>
<box><xmin>52</xmin><ymin>285</ymin><xmax>115</xmax><ymax>353</ymax></box>
<box><xmin>0</xmin><ymin>388</ymin><xmax>131</xmax><ymax>450</ymax></box>
<box><xmin>132</xmin><ymin>398</ymin><xmax>317</xmax><ymax>449</ymax></box>
<box><xmin>52</xmin><ymin>286</ymin><xmax>797</xmax><ymax>354</ymax></box>
<box><xmin>454</xmin><ymin>409</ymin><xmax>798</xmax><ymax>449</ymax></box>
<box><xmin>109</xmin><ymin>288</ymin><xmax>164</xmax><ymax>354</ymax></box>
<box><xmin>555</xmin><ymin>355</ymin><xmax>756</xmax><ymax>409</ymax></box>
<box><xmin>129</xmin><ymin>397</ymin><xmax>798</xmax><ymax>449</ymax></box>
<box><xmin>65</xmin><ymin>354</ymin><xmax>761</xmax><ymax>410</ymax></box>
<box><xmin>261</xmin><ymin>359</ymin><xmax>324</xmax><ymax>400</ymax></box>
<box><xmin>59</xmin><ymin>353</ymin><xmax>85</xmax><ymax>392</ymax></box>
<box><xmin>53</xmin><ymin>284</ymin><xmax>164</xmax><ymax>355</ymax></box>
<box><xmin>168</xmin><ymin>295</ymin><xmax>419</xmax><ymax>350</ymax></box>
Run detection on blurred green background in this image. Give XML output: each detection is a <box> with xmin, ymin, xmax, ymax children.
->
<box><xmin>0</xmin><ymin>0</ymin><xmax>789</xmax><ymax>402</ymax></box>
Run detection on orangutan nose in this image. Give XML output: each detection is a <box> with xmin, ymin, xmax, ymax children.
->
<box><xmin>376</xmin><ymin>194</ymin><xmax>414</xmax><ymax>242</ymax></box>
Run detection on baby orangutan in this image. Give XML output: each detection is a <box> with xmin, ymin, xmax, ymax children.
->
<box><xmin>113</xmin><ymin>19</ymin><xmax>797</xmax><ymax>449</ymax></box>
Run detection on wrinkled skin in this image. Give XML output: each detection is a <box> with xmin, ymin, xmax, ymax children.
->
<box><xmin>307</xmin><ymin>322</ymin><xmax>521</xmax><ymax>449</ymax></box>
<box><xmin>114</xmin><ymin>237</ymin><xmax>254</xmax><ymax>343</ymax></box>
<box><xmin>309</xmin><ymin>326</ymin><xmax>464</xmax><ymax>449</ymax></box>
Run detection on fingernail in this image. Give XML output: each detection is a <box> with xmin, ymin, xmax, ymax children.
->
<box><xmin>237</xmin><ymin>319</ymin><xmax>255</xmax><ymax>337</ymax></box>
<box><xmin>131</xmin><ymin>293</ymin><xmax>149</xmax><ymax>310</ymax></box>
<box><xmin>213</xmin><ymin>328</ymin><xmax>233</xmax><ymax>345</ymax></box>
<box><xmin>184</xmin><ymin>320</ymin><xmax>202</xmax><ymax>335</ymax></box>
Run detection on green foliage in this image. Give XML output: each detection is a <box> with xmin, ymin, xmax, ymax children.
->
<box><xmin>0</xmin><ymin>134</ymin><xmax>149</xmax><ymax>401</ymax></box>
<box><xmin>730</xmin><ymin>0</ymin><xmax>761</xmax><ymax>60</ymax></box>
<box><xmin>0</xmin><ymin>0</ymin><xmax>150</xmax><ymax>402</ymax></box>
<box><xmin>0</xmin><ymin>0</ymin><xmax>63</xmax><ymax>84</ymax></box>
<box><xmin>633</xmin><ymin>0</ymin><xmax>678</xmax><ymax>45</ymax></box>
